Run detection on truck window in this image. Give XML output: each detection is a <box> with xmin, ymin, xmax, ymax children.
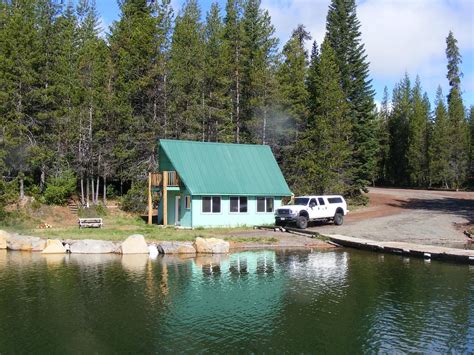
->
<box><xmin>309</xmin><ymin>198</ymin><xmax>317</xmax><ymax>207</ymax></box>
<box><xmin>328</xmin><ymin>197</ymin><xmax>343</xmax><ymax>204</ymax></box>
<box><xmin>318</xmin><ymin>197</ymin><xmax>325</xmax><ymax>205</ymax></box>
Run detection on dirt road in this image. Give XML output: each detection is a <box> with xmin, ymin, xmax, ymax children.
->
<box><xmin>312</xmin><ymin>187</ymin><xmax>474</xmax><ymax>247</ymax></box>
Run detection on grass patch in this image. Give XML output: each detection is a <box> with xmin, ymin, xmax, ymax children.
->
<box><xmin>224</xmin><ymin>236</ymin><xmax>279</xmax><ymax>244</ymax></box>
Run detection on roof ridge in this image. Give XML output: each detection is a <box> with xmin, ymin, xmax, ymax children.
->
<box><xmin>159</xmin><ymin>139</ymin><xmax>270</xmax><ymax>149</ymax></box>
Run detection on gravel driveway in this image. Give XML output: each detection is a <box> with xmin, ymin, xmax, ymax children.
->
<box><xmin>312</xmin><ymin>188</ymin><xmax>474</xmax><ymax>247</ymax></box>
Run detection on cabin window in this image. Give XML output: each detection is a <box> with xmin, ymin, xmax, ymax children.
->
<box><xmin>257</xmin><ymin>197</ymin><xmax>274</xmax><ymax>213</ymax></box>
<box><xmin>318</xmin><ymin>197</ymin><xmax>325</xmax><ymax>205</ymax></box>
<box><xmin>327</xmin><ymin>197</ymin><xmax>343</xmax><ymax>204</ymax></box>
<box><xmin>203</xmin><ymin>196</ymin><xmax>221</xmax><ymax>213</ymax></box>
<box><xmin>185</xmin><ymin>195</ymin><xmax>191</xmax><ymax>209</ymax></box>
<box><xmin>230</xmin><ymin>196</ymin><xmax>248</xmax><ymax>213</ymax></box>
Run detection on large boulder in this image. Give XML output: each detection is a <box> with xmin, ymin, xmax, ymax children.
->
<box><xmin>0</xmin><ymin>230</ymin><xmax>9</xmax><ymax>249</ymax></box>
<box><xmin>69</xmin><ymin>239</ymin><xmax>116</xmax><ymax>254</ymax></box>
<box><xmin>194</xmin><ymin>237</ymin><xmax>230</xmax><ymax>254</ymax></box>
<box><xmin>120</xmin><ymin>234</ymin><xmax>149</xmax><ymax>254</ymax></box>
<box><xmin>8</xmin><ymin>235</ymin><xmax>46</xmax><ymax>251</ymax></box>
<box><xmin>42</xmin><ymin>239</ymin><xmax>67</xmax><ymax>254</ymax></box>
<box><xmin>0</xmin><ymin>230</ymin><xmax>12</xmax><ymax>244</ymax></box>
<box><xmin>157</xmin><ymin>241</ymin><xmax>196</xmax><ymax>254</ymax></box>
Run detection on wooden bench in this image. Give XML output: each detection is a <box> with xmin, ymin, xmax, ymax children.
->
<box><xmin>78</xmin><ymin>218</ymin><xmax>103</xmax><ymax>228</ymax></box>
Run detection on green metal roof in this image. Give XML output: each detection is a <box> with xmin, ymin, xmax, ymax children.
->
<box><xmin>158</xmin><ymin>139</ymin><xmax>292</xmax><ymax>196</ymax></box>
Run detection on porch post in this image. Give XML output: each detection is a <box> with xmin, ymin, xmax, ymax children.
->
<box><xmin>148</xmin><ymin>172</ymin><xmax>153</xmax><ymax>225</ymax></box>
<box><xmin>163</xmin><ymin>171</ymin><xmax>168</xmax><ymax>226</ymax></box>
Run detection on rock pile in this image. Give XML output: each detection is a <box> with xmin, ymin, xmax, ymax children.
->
<box><xmin>0</xmin><ymin>230</ymin><xmax>230</xmax><ymax>256</ymax></box>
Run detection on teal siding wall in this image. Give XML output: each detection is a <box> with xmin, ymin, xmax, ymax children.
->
<box><xmin>190</xmin><ymin>196</ymin><xmax>283</xmax><ymax>228</ymax></box>
<box><xmin>180</xmin><ymin>189</ymin><xmax>192</xmax><ymax>227</ymax></box>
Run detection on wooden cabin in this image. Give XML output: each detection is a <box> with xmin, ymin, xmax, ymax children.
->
<box><xmin>148</xmin><ymin>139</ymin><xmax>292</xmax><ymax>228</ymax></box>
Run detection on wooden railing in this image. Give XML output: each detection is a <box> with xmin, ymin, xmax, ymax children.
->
<box><xmin>166</xmin><ymin>171</ymin><xmax>180</xmax><ymax>186</ymax></box>
<box><xmin>149</xmin><ymin>171</ymin><xmax>180</xmax><ymax>187</ymax></box>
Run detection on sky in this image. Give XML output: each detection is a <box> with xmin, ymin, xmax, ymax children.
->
<box><xmin>96</xmin><ymin>0</ymin><xmax>474</xmax><ymax>109</ymax></box>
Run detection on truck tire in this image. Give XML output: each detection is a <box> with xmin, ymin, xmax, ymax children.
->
<box><xmin>296</xmin><ymin>215</ymin><xmax>308</xmax><ymax>229</ymax></box>
<box><xmin>334</xmin><ymin>212</ymin><xmax>344</xmax><ymax>226</ymax></box>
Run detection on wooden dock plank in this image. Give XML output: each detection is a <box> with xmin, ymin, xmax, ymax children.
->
<box><xmin>325</xmin><ymin>234</ymin><xmax>474</xmax><ymax>264</ymax></box>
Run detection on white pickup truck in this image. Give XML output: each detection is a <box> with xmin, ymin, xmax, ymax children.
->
<box><xmin>275</xmin><ymin>195</ymin><xmax>348</xmax><ymax>229</ymax></box>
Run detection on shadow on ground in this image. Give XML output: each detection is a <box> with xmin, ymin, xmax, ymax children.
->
<box><xmin>388</xmin><ymin>197</ymin><xmax>474</xmax><ymax>224</ymax></box>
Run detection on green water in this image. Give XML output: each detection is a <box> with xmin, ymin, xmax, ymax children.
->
<box><xmin>0</xmin><ymin>249</ymin><xmax>472</xmax><ymax>353</ymax></box>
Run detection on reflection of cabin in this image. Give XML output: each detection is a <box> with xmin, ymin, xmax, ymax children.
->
<box><xmin>148</xmin><ymin>139</ymin><xmax>292</xmax><ymax>228</ymax></box>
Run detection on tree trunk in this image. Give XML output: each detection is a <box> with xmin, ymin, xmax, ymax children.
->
<box><xmin>80</xmin><ymin>178</ymin><xmax>85</xmax><ymax>206</ymax></box>
<box><xmin>91</xmin><ymin>177</ymin><xmax>95</xmax><ymax>205</ymax></box>
<box><xmin>86</xmin><ymin>178</ymin><xmax>90</xmax><ymax>208</ymax></box>
<box><xmin>19</xmin><ymin>175</ymin><xmax>24</xmax><ymax>201</ymax></box>
<box><xmin>40</xmin><ymin>166</ymin><xmax>46</xmax><ymax>192</ymax></box>
<box><xmin>95</xmin><ymin>176</ymin><xmax>99</xmax><ymax>204</ymax></box>
<box><xmin>235</xmin><ymin>67</ymin><xmax>240</xmax><ymax>144</ymax></box>
<box><xmin>103</xmin><ymin>174</ymin><xmax>107</xmax><ymax>206</ymax></box>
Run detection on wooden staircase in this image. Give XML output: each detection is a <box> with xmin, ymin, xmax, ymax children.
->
<box><xmin>67</xmin><ymin>199</ymin><xmax>79</xmax><ymax>215</ymax></box>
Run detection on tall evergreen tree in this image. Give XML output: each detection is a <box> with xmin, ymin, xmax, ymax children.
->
<box><xmin>203</xmin><ymin>2</ymin><xmax>231</xmax><ymax>142</ymax></box>
<box><xmin>222</xmin><ymin>0</ymin><xmax>244</xmax><ymax>143</ymax></box>
<box><xmin>429</xmin><ymin>86</ymin><xmax>451</xmax><ymax>187</ymax></box>
<box><xmin>375</xmin><ymin>86</ymin><xmax>390</xmax><ymax>183</ymax></box>
<box><xmin>168</xmin><ymin>0</ymin><xmax>204</xmax><ymax>140</ymax></box>
<box><xmin>277</xmin><ymin>24</ymin><xmax>311</xmax><ymax>134</ymax></box>
<box><xmin>387</xmin><ymin>74</ymin><xmax>411</xmax><ymax>185</ymax></box>
<box><xmin>240</xmin><ymin>0</ymin><xmax>278</xmax><ymax>144</ymax></box>
<box><xmin>445</xmin><ymin>31</ymin><xmax>469</xmax><ymax>188</ymax></box>
<box><xmin>406</xmin><ymin>76</ymin><xmax>429</xmax><ymax>186</ymax></box>
<box><xmin>289</xmin><ymin>40</ymin><xmax>352</xmax><ymax>195</ymax></box>
<box><xmin>326</xmin><ymin>0</ymin><xmax>377</xmax><ymax>194</ymax></box>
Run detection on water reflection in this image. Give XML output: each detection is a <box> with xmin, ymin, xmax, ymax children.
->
<box><xmin>0</xmin><ymin>249</ymin><xmax>472</xmax><ymax>353</ymax></box>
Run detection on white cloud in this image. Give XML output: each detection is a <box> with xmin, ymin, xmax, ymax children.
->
<box><xmin>358</xmin><ymin>0</ymin><xmax>474</xmax><ymax>79</ymax></box>
<box><xmin>262</xmin><ymin>0</ymin><xmax>329</xmax><ymax>48</ymax></box>
<box><xmin>262</xmin><ymin>0</ymin><xmax>474</xmax><ymax>104</ymax></box>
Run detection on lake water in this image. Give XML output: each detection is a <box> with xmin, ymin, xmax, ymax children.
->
<box><xmin>0</xmin><ymin>249</ymin><xmax>472</xmax><ymax>353</ymax></box>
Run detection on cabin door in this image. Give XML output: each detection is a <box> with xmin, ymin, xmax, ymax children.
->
<box><xmin>175</xmin><ymin>196</ymin><xmax>181</xmax><ymax>226</ymax></box>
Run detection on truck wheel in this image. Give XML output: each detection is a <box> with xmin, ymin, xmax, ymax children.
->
<box><xmin>296</xmin><ymin>215</ymin><xmax>308</xmax><ymax>229</ymax></box>
<box><xmin>334</xmin><ymin>212</ymin><xmax>344</xmax><ymax>226</ymax></box>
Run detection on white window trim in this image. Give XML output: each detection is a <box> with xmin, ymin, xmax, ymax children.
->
<box><xmin>201</xmin><ymin>196</ymin><xmax>222</xmax><ymax>214</ymax></box>
<box><xmin>229</xmin><ymin>196</ymin><xmax>249</xmax><ymax>214</ymax></box>
<box><xmin>256</xmin><ymin>196</ymin><xmax>275</xmax><ymax>213</ymax></box>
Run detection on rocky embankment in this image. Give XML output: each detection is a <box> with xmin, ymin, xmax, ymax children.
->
<box><xmin>0</xmin><ymin>230</ymin><xmax>230</xmax><ymax>255</ymax></box>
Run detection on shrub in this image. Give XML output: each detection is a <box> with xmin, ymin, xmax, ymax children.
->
<box><xmin>121</xmin><ymin>180</ymin><xmax>147</xmax><ymax>213</ymax></box>
<box><xmin>43</xmin><ymin>170</ymin><xmax>76</xmax><ymax>205</ymax></box>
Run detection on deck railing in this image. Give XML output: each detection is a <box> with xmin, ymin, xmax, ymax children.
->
<box><xmin>149</xmin><ymin>171</ymin><xmax>180</xmax><ymax>187</ymax></box>
<box><xmin>167</xmin><ymin>171</ymin><xmax>180</xmax><ymax>186</ymax></box>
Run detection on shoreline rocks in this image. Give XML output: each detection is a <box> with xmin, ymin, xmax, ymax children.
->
<box><xmin>194</xmin><ymin>237</ymin><xmax>230</xmax><ymax>254</ymax></box>
<box><xmin>120</xmin><ymin>234</ymin><xmax>149</xmax><ymax>254</ymax></box>
<box><xmin>157</xmin><ymin>241</ymin><xmax>196</xmax><ymax>254</ymax></box>
<box><xmin>69</xmin><ymin>239</ymin><xmax>117</xmax><ymax>254</ymax></box>
<box><xmin>0</xmin><ymin>229</ymin><xmax>236</xmax><ymax>256</ymax></box>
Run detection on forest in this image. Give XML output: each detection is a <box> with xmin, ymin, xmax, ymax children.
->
<box><xmin>0</xmin><ymin>0</ymin><xmax>473</xmax><ymax>216</ymax></box>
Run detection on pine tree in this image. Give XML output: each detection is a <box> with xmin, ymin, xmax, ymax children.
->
<box><xmin>240</xmin><ymin>0</ymin><xmax>278</xmax><ymax>144</ymax></box>
<box><xmin>445</xmin><ymin>31</ymin><xmax>469</xmax><ymax>188</ymax></box>
<box><xmin>387</xmin><ymin>74</ymin><xmax>411</xmax><ymax>185</ymax></box>
<box><xmin>222</xmin><ymin>0</ymin><xmax>244</xmax><ymax>143</ymax></box>
<box><xmin>203</xmin><ymin>2</ymin><xmax>231</xmax><ymax>142</ymax></box>
<box><xmin>429</xmin><ymin>87</ymin><xmax>451</xmax><ymax>187</ymax></box>
<box><xmin>0</xmin><ymin>0</ymin><xmax>39</xmax><ymax>198</ymax></box>
<box><xmin>406</xmin><ymin>76</ymin><xmax>429</xmax><ymax>186</ymax></box>
<box><xmin>277</xmin><ymin>24</ymin><xmax>311</xmax><ymax>133</ymax></box>
<box><xmin>326</xmin><ymin>0</ymin><xmax>377</xmax><ymax>194</ymax></box>
<box><xmin>468</xmin><ymin>106</ymin><xmax>474</xmax><ymax>186</ymax></box>
<box><xmin>375</xmin><ymin>86</ymin><xmax>390</xmax><ymax>183</ymax></box>
<box><xmin>168</xmin><ymin>0</ymin><xmax>204</xmax><ymax>140</ymax></box>
<box><xmin>290</xmin><ymin>40</ymin><xmax>352</xmax><ymax>195</ymax></box>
